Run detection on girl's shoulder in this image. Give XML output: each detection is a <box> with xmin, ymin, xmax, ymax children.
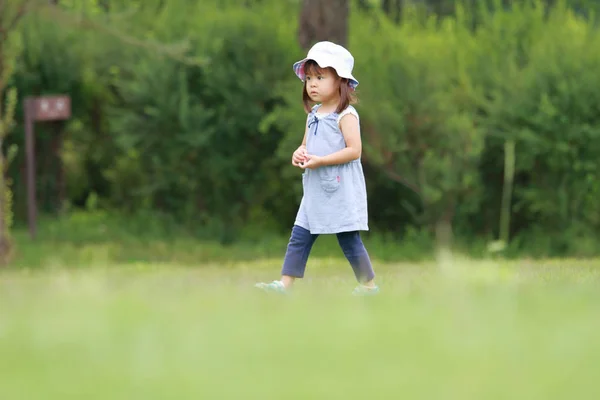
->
<box><xmin>307</xmin><ymin>104</ymin><xmax>322</xmax><ymax>115</ymax></box>
<box><xmin>305</xmin><ymin>104</ymin><xmax>321</xmax><ymax>119</ymax></box>
<box><xmin>337</xmin><ymin>105</ymin><xmax>359</xmax><ymax>125</ymax></box>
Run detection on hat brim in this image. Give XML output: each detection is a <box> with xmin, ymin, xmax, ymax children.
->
<box><xmin>293</xmin><ymin>57</ymin><xmax>359</xmax><ymax>89</ymax></box>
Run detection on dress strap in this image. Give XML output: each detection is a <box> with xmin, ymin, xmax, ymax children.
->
<box><xmin>308</xmin><ymin>114</ymin><xmax>319</xmax><ymax>135</ymax></box>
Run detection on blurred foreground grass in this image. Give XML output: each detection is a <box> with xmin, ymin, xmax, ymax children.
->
<box><xmin>2</xmin><ymin>256</ymin><xmax>600</xmax><ymax>399</ymax></box>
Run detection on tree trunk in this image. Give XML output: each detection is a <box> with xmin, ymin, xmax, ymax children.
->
<box><xmin>434</xmin><ymin>196</ymin><xmax>456</xmax><ymax>274</ymax></box>
<box><xmin>298</xmin><ymin>0</ymin><xmax>349</xmax><ymax>50</ymax></box>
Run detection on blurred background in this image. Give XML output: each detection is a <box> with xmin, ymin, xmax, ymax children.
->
<box><xmin>3</xmin><ymin>0</ymin><xmax>600</xmax><ymax>265</ymax></box>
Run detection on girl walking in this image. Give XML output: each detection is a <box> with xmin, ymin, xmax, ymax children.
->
<box><xmin>256</xmin><ymin>41</ymin><xmax>379</xmax><ymax>296</ymax></box>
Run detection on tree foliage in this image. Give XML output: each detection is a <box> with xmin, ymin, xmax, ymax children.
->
<box><xmin>7</xmin><ymin>0</ymin><xmax>600</xmax><ymax>257</ymax></box>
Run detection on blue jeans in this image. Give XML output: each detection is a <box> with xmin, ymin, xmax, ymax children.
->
<box><xmin>281</xmin><ymin>225</ymin><xmax>375</xmax><ymax>283</ymax></box>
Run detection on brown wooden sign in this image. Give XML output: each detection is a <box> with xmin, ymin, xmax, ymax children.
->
<box><xmin>24</xmin><ymin>95</ymin><xmax>72</xmax><ymax>239</ymax></box>
<box><xmin>30</xmin><ymin>96</ymin><xmax>71</xmax><ymax>121</ymax></box>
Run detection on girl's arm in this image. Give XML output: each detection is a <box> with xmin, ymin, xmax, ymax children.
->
<box><xmin>317</xmin><ymin>114</ymin><xmax>361</xmax><ymax>166</ymax></box>
<box><xmin>298</xmin><ymin>114</ymin><xmax>309</xmax><ymax>148</ymax></box>
<box><xmin>301</xmin><ymin>123</ymin><xmax>308</xmax><ymax>147</ymax></box>
<box><xmin>292</xmin><ymin>120</ymin><xmax>310</xmax><ymax>167</ymax></box>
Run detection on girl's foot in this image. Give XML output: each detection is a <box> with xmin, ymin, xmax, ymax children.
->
<box><xmin>255</xmin><ymin>280</ymin><xmax>288</xmax><ymax>294</ymax></box>
<box><xmin>352</xmin><ymin>284</ymin><xmax>380</xmax><ymax>296</ymax></box>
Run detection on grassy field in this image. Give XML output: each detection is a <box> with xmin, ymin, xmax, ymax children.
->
<box><xmin>3</xmin><ymin>212</ymin><xmax>600</xmax><ymax>399</ymax></box>
<box><xmin>2</xmin><ymin>248</ymin><xmax>600</xmax><ymax>399</ymax></box>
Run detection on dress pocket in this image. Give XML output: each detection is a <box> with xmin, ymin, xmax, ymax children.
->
<box><xmin>318</xmin><ymin>166</ymin><xmax>340</xmax><ymax>194</ymax></box>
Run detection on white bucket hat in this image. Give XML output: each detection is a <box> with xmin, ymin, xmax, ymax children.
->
<box><xmin>293</xmin><ymin>41</ymin><xmax>359</xmax><ymax>90</ymax></box>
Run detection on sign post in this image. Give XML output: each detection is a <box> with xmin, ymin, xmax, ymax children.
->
<box><xmin>24</xmin><ymin>95</ymin><xmax>71</xmax><ymax>239</ymax></box>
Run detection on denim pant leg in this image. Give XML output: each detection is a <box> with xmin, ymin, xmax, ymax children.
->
<box><xmin>336</xmin><ymin>231</ymin><xmax>375</xmax><ymax>283</ymax></box>
<box><xmin>281</xmin><ymin>225</ymin><xmax>319</xmax><ymax>278</ymax></box>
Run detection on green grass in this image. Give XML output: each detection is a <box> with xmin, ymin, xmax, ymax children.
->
<box><xmin>10</xmin><ymin>210</ymin><xmax>438</xmax><ymax>268</ymax></box>
<box><xmin>4</xmin><ymin>212</ymin><xmax>600</xmax><ymax>398</ymax></box>
<box><xmin>2</xmin><ymin>255</ymin><xmax>600</xmax><ymax>399</ymax></box>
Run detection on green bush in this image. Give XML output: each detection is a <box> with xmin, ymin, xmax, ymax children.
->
<box><xmin>473</xmin><ymin>0</ymin><xmax>600</xmax><ymax>254</ymax></box>
<box><xmin>103</xmin><ymin>1</ymin><xmax>300</xmax><ymax>242</ymax></box>
<box><xmin>8</xmin><ymin>0</ymin><xmax>600</xmax><ymax>257</ymax></box>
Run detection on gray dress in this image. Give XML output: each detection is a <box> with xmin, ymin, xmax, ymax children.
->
<box><xmin>294</xmin><ymin>105</ymin><xmax>369</xmax><ymax>234</ymax></box>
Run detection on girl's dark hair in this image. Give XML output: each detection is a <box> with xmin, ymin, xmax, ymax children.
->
<box><xmin>302</xmin><ymin>60</ymin><xmax>357</xmax><ymax>114</ymax></box>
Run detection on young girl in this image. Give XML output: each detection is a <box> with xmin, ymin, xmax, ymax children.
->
<box><xmin>256</xmin><ymin>41</ymin><xmax>379</xmax><ymax>296</ymax></box>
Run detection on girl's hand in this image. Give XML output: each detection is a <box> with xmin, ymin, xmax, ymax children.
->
<box><xmin>300</xmin><ymin>154</ymin><xmax>323</xmax><ymax>169</ymax></box>
<box><xmin>292</xmin><ymin>146</ymin><xmax>308</xmax><ymax>167</ymax></box>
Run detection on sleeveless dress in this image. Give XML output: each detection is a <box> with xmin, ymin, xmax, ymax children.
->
<box><xmin>294</xmin><ymin>105</ymin><xmax>369</xmax><ymax>234</ymax></box>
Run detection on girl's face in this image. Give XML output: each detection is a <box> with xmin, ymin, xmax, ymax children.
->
<box><xmin>305</xmin><ymin>66</ymin><xmax>340</xmax><ymax>103</ymax></box>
